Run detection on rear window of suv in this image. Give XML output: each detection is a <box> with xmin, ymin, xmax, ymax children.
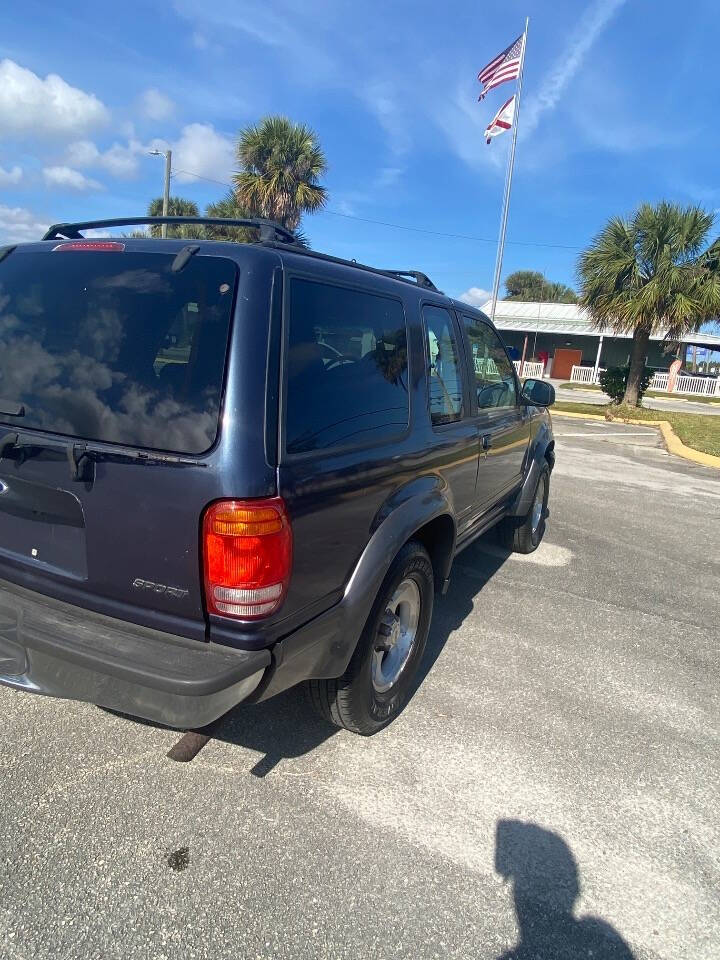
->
<box><xmin>0</xmin><ymin>249</ymin><xmax>237</xmax><ymax>455</ymax></box>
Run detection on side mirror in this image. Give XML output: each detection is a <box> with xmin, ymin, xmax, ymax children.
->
<box><xmin>521</xmin><ymin>378</ymin><xmax>555</xmax><ymax>407</ymax></box>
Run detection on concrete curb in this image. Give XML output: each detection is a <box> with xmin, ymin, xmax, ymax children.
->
<box><xmin>552</xmin><ymin>410</ymin><xmax>720</xmax><ymax>470</ymax></box>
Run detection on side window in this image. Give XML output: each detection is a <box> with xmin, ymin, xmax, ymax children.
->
<box><xmin>462</xmin><ymin>316</ymin><xmax>518</xmax><ymax>411</ymax></box>
<box><xmin>423</xmin><ymin>305</ymin><xmax>464</xmax><ymax>426</ymax></box>
<box><xmin>285</xmin><ymin>279</ymin><xmax>409</xmax><ymax>454</ymax></box>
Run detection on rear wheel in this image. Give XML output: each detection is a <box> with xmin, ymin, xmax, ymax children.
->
<box><xmin>308</xmin><ymin>541</ymin><xmax>434</xmax><ymax>735</ymax></box>
<box><xmin>497</xmin><ymin>463</ymin><xmax>550</xmax><ymax>554</ymax></box>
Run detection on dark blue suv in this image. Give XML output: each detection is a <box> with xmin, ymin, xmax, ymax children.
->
<box><xmin>0</xmin><ymin>217</ymin><xmax>555</xmax><ymax>735</ymax></box>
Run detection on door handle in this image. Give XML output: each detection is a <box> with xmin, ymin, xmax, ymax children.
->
<box><xmin>481</xmin><ymin>434</ymin><xmax>493</xmax><ymax>451</ymax></box>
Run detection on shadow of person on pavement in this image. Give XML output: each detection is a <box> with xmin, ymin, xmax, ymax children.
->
<box><xmin>495</xmin><ymin>820</ymin><xmax>635</xmax><ymax>960</ymax></box>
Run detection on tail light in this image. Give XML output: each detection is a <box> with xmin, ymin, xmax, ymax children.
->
<box><xmin>202</xmin><ymin>498</ymin><xmax>292</xmax><ymax>620</ymax></box>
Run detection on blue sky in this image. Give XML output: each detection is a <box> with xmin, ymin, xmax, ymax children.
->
<box><xmin>1</xmin><ymin>0</ymin><xmax>719</xmax><ymax>303</ymax></box>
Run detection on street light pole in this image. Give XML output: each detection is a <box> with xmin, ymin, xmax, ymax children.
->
<box><xmin>161</xmin><ymin>149</ymin><xmax>172</xmax><ymax>239</ymax></box>
<box><xmin>150</xmin><ymin>148</ymin><xmax>172</xmax><ymax>238</ymax></box>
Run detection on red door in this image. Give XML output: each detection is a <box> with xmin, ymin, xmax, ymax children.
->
<box><xmin>552</xmin><ymin>348</ymin><xmax>583</xmax><ymax>381</ymax></box>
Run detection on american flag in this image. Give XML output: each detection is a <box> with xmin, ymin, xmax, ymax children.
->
<box><xmin>477</xmin><ymin>34</ymin><xmax>523</xmax><ymax>100</ymax></box>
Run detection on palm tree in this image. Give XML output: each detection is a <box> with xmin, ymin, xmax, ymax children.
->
<box><xmin>203</xmin><ymin>190</ymin><xmax>309</xmax><ymax>246</ymax></box>
<box><xmin>204</xmin><ymin>191</ymin><xmax>256</xmax><ymax>242</ymax></box>
<box><xmin>578</xmin><ymin>202</ymin><xmax>720</xmax><ymax>406</ymax></box>
<box><xmin>233</xmin><ymin>115</ymin><xmax>327</xmax><ymax>232</ymax></box>
<box><xmin>147</xmin><ymin>196</ymin><xmax>201</xmax><ymax>237</ymax></box>
<box><xmin>505</xmin><ymin>270</ymin><xmax>577</xmax><ymax>303</ymax></box>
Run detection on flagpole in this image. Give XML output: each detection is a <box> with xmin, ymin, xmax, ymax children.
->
<box><xmin>489</xmin><ymin>17</ymin><xmax>529</xmax><ymax>323</ymax></box>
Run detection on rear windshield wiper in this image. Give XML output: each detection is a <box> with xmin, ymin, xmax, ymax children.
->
<box><xmin>1</xmin><ymin>432</ymin><xmax>205</xmax><ymax>483</ymax></box>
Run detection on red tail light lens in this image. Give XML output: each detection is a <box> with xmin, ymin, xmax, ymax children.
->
<box><xmin>202</xmin><ymin>498</ymin><xmax>292</xmax><ymax>620</ymax></box>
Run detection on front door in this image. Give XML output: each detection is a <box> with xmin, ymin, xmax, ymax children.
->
<box><xmin>552</xmin><ymin>348</ymin><xmax>583</xmax><ymax>381</ymax></box>
<box><xmin>459</xmin><ymin>314</ymin><xmax>531</xmax><ymax>509</ymax></box>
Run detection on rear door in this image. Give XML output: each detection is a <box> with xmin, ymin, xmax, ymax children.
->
<box><xmin>459</xmin><ymin>313</ymin><xmax>531</xmax><ymax>509</ymax></box>
<box><xmin>0</xmin><ymin>243</ymin><xmax>243</xmax><ymax>639</ymax></box>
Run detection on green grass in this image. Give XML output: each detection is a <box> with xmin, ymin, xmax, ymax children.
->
<box><xmin>553</xmin><ymin>401</ymin><xmax>720</xmax><ymax>457</ymax></box>
<box><xmin>558</xmin><ymin>382</ymin><xmax>720</xmax><ymax>404</ymax></box>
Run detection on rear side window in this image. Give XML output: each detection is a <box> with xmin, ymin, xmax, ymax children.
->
<box><xmin>0</xmin><ymin>250</ymin><xmax>236</xmax><ymax>454</ymax></box>
<box><xmin>423</xmin><ymin>305</ymin><xmax>464</xmax><ymax>425</ymax></box>
<box><xmin>285</xmin><ymin>278</ymin><xmax>408</xmax><ymax>454</ymax></box>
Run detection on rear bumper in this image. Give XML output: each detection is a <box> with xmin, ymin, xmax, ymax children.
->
<box><xmin>0</xmin><ymin>578</ymin><xmax>269</xmax><ymax>728</ymax></box>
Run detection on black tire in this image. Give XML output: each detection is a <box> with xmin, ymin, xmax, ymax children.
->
<box><xmin>497</xmin><ymin>463</ymin><xmax>550</xmax><ymax>554</ymax></box>
<box><xmin>308</xmin><ymin>541</ymin><xmax>434</xmax><ymax>735</ymax></box>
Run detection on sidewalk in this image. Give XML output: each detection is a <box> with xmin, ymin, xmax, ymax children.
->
<box><xmin>550</xmin><ymin>379</ymin><xmax>720</xmax><ymax>416</ymax></box>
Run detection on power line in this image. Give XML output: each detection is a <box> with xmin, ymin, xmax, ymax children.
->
<box><xmin>171</xmin><ymin>167</ymin><xmax>584</xmax><ymax>251</ymax></box>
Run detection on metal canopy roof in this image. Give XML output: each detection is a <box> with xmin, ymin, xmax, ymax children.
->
<box><xmin>482</xmin><ymin>300</ymin><xmax>720</xmax><ymax>349</ymax></box>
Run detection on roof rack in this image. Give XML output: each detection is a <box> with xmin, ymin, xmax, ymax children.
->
<box><xmin>42</xmin><ymin>216</ymin><xmax>298</xmax><ymax>244</ymax></box>
<box><xmin>381</xmin><ymin>270</ymin><xmax>439</xmax><ymax>291</ymax></box>
<box><xmin>261</xmin><ymin>241</ymin><xmax>444</xmax><ymax>294</ymax></box>
<box><xmin>40</xmin><ymin>218</ymin><xmax>443</xmax><ymax>295</ymax></box>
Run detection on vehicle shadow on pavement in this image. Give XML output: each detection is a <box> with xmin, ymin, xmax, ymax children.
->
<box><xmin>211</xmin><ymin>686</ymin><xmax>338</xmax><ymax>777</ymax></box>
<box><xmin>197</xmin><ymin>534</ymin><xmax>513</xmax><ymax>773</ymax></box>
<box><xmin>494</xmin><ymin>819</ymin><xmax>635</xmax><ymax>960</ymax></box>
<box><xmin>111</xmin><ymin>534</ymin><xmax>515</xmax><ymax>775</ymax></box>
<box><xmin>411</xmin><ymin>534</ymin><xmax>512</xmax><ymax>696</ymax></box>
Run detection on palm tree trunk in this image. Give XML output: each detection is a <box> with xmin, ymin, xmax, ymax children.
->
<box><xmin>622</xmin><ymin>325</ymin><xmax>651</xmax><ymax>406</ymax></box>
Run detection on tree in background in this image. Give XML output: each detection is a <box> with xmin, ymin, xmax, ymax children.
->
<box><xmin>578</xmin><ymin>202</ymin><xmax>720</xmax><ymax>407</ymax></box>
<box><xmin>233</xmin><ymin>115</ymin><xmax>327</xmax><ymax>232</ymax></box>
<box><xmin>147</xmin><ymin>196</ymin><xmax>200</xmax><ymax>237</ymax></box>
<box><xmin>204</xmin><ymin>190</ymin><xmax>309</xmax><ymax>246</ymax></box>
<box><xmin>504</xmin><ymin>270</ymin><xmax>578</xmax><ymax>303</ymax></box>
<box><xmin>204</xmin><ymin>191</ymin><xmax>257</xmax><ymax>242</ymax></box>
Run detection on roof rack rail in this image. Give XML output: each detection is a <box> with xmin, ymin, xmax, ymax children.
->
<box><xmin>259</xmin><ymin>240</ymin><xmax>446</xmax><ymax>295</ymax></box>
<box><xmin>42</xmin><ymin>216</ymin><xmax>298</xmax><ymax>244</ymax></box>
<box><xmin>380</xmin><ymin>270</ymin><xmax>439</xmax><ymax>291</ymax></box>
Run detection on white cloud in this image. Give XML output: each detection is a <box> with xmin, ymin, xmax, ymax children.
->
<box><xmin>0</xmin><ymin>165</ymin><xmax>22</xmax><ymax>186</ymax></box>
<box><xmin>431</xmin><ymin>82</ymin><xmax>506</xmax><ymax>173</ymax></box>
<box><xmin>458</xmin><ymin>287</ymin><xmax>492</xmax><ymax>308</ymax></box>
<box><xmin>522</xmin><ymin>0</ymin><xmax>628</xmax><ymax>138</ymax></box>
<box><xmin>66</xmin><ymin>139</ymin><xmax>143</xmax><ymax>178</ymax></box>
<box><xmin>0</xmin><ymin>204</ymin><xmax>48</xmax><ymax>244</ymax></box>
<box><xmin>374</xmin><ymin>166</ymin><xmax>404</xmax><ymax>189</ymax></box>
<box><xmin>100</xmin><ymin>141</ymin><xmax>142</xmax><ymax>177</ymax></box>
<box><xmin>141</xmin><ymin>88</ymin><xmax>175</xmax><ymax>122</ymax></box>
<box><xmin>0</xmin><ymin>59</ymin><xmax>109</xmax><ymax>137</ymax></box>
<box><xmin>360</xmin><ymin>82</ymin><xmax>411</xmax><ymax>157</ymax></box>
<box><xmin>169</xmin><ymin>123</ymin><xmax>235</xmax><ymax>184</ymax></box>
<box><xmin>43</xmin><ymin>165</ymin><xmax>103</xmax><ymax>191</ymax></box>
<box><xmin>65</xmin><ymin>140</ymin><xmax>100</xmax><ymax>166</ymax></box>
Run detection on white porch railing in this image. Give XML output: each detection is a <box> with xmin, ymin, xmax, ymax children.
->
<box><xmin>567</xmin><ymin>365</ymin><xmax>720</xmax><ymax>395</ymax></box>
<box><xmin>649</xmin><ymin>372</ymin><xmax>669</xmax><ymax>391</ymax></box>
<box><xmin>513</xmin><ymin>360</ymin><xmax>545</xmax><ymax>378</ymax></box>
<box><xmin>649</xmin><ymin>373</ymin><xmax>720</xmax><ymax>396</ymax></box>
<box><xmin>570</xmin><ymin>365</ymin><xmax>605</xmax><ymax>384</ymax></box>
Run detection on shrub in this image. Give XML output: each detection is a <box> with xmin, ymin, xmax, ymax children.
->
<box><xmin>599</xmin><ymin>366</ymin><xmax>653</xmax><ymax>404</ymax></box>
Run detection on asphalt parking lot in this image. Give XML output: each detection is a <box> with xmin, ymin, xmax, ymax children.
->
<box><xmin>1</xmin><ymin>416</ymin><xmax>718</xmax><ymax>960</ymax></box>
